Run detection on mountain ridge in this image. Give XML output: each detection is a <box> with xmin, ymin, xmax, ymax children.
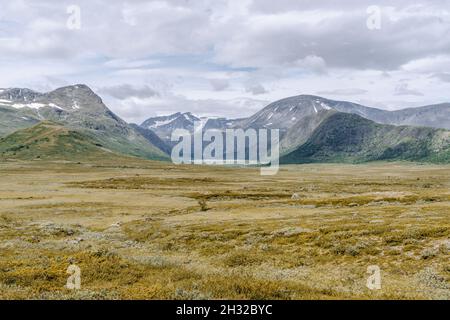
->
<box><xmin>1</xmin><ymin>85</ymin><xmax>449</xmax><ymax>164</ymax></box>
<box><xmin>281</xmin><ymin>112</ymin><xmax>450</xmax><ymax>164</ymax></box>
<box><xmin>140</xmin><ymin>94</ymin><xmax>450</xmax><ymax>143</ymax></box>
<box><xmin>0</xmin><ymin>84</ymin><xmax>170</xmax><ymax>160</ymax></box>
<box><xmin>139</xmin><ymin>95</ymin><xmax>450</xmax><ymax>160</ymax></box>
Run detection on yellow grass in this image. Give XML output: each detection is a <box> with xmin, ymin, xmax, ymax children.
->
<box><xmin>0</xmin><ymin>159</ymin><xmax>449</xmax><ymax>299</ymax></box>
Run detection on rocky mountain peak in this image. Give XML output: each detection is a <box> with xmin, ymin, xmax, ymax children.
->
<box><xmin>0</xmin><ymin>88</ymin><xmax>42</xmax><ymax>102</ymax></box>
<box><xmin>35</xmin><ymin>84</ymin><xmax>105</xmax><ymax>113</ymax></box>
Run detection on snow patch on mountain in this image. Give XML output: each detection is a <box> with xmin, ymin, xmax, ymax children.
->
<box><xmin>72</xmin><ymin>101</ymin><xmax>80</xmax><ymax>110</ymax></box>
<box><xmin>49</xmin><ymin>103</ymin><xmax>63</xmax><ymax>110</ymax></box>
<box><xmin>13</xmin><ymin>103</ymin><xmax>47</xmax><ymax>109</ymax></box>
<box><xmin>150</xmin><ymin>118</ymin><xmax>177</xmax><ymax>128</ymax></box>
<box><xmin>11</xmin><ymin>102</ymin><xmax>63</xmax><ymax>110</ymax></box>
<box><xmin>320</xmin><ymin>102</ymin><xmax>331</xmax><ymax>110</ymax></box>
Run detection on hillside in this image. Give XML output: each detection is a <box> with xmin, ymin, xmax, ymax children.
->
<box><xmin>0</xmin><ymin>85</ymin><xmax>169</xmax><ymax>161</ymax></box>
<box><xmin>281</xmin><ymin>112</ymin><xmax>450</xmax><ymax>164</ymax></box>
<box><xmin>0</xmin><ymin>121</ymin><xmax>128</xmax><ymax>161</ymax></box>
<box><xmin>279</xmin><ymin>110</ymin><xmax>335</xmax><ymax>154</ymax></box>
<box><xmin>129</xmin><ymin>124</ymin><xmax>171</xmax><ymax>155</ymax></box>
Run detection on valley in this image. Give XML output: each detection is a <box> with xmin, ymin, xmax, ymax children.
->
<box><xmin>0</xmin><ymin>159</ymin><xmax>448</xmax><ymax>299</ymax></box>
<box><xmin>0</xmin><ymin>84</ymin><xmax>449</xmax><ymax>300</ymax></box>
<box><xmin>3</xmin><ymin>0</ymin><xmax>449</xmax><ymax>305</ymax></box>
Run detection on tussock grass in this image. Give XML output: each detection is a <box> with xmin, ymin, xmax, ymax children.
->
<box><xmin>0</xmin><ymin>160</ymin><xmax>448</xmax><ymax>299</ymax></box>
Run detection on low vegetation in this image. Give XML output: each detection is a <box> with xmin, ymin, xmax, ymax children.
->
<box><xmin>0</xmin><ymin>159</ymin><xmax>448</xmax><ymax>299</ymax></box>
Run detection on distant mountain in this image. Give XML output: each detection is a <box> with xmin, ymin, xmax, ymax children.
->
<box><xmin>281</xmin><ymin>112</ymin><xmax>450</xmax><ymax>164</ymax></box>
<box><xmin>227</xmin><ymin>95</ymin><xmax>450</xmax><ymax>154</ymax></box>
<box><xmin>0</xmin><ymin>121</ymin><xmax>127</xmax><ymax>161</ymax></box>
<box><xmin>0</xmin><ymin>85</ymin><xmax>169</xmax><ymax>160</ymax></box>
<box><xmin>141</xmin><ymin>95</ymin><xmax>450</xmax><ymax>148</ymax></box>
<box><xmin>0</xmin><ymin>88</ymin><xmax>42</xmax><ymax>102</ymax></box>
<box><xmin>280</xmin><ymin>110</ymin><xmax>334</xmax><ymax>154</ymax></box>
<box><xmin>139</xmin><ymin>95</ymin><xmax>450</xmax><ymax>163</ymax></box>
<box><xmin>140</xmin><ymin>112</ymin><xmax>234</xmax><ymax>145</ymax></box>
<box><xmin>140</xmin><ymin>96</ymin><xmax>341</xmax><ymax>142</ymax></box>
<box><xmin>238</xmin><ymin>95</ymin><xmax>450</xmax><ymax>131</ymax></box>
<box><xmin>385</xmin><ymin>103</ymin><xmax>450</xmax><ymax>129</ymax></box>
<box><xmin>141</xmin><ymin>112</ymin><xmax>200</xmax><ymax>143</ymax></box>
<box><xmin>129</xmin><ymin>123</ymin><xmax>171</xmax><ymax>155</ymax></box>
<box><xmin>233</xmin><ymin>95</ymin><xmax>335</xmax><ymax>131</ymax></box>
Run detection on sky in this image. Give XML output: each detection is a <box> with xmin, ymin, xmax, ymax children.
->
<box><xmin>0</xmin><ymin>0</ymin><xmax>450</xmax><ymax>123</ymax></box>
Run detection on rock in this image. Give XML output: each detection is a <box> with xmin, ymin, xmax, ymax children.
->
<box><xmin>420</xmin><ymin>247</ymin><xmax>437</xmax><ymax>260</ymax></box>
<box><xmin>30</xmin><ymin>235</ymin><xmax>40</xmax><ymax>243</ymax></box>
<box><xmin>443</xmin><ymin>240</ymin><xmax>450</xmax><ymax>251</ymax></box>
<box><xmin>418</xmin><ymin>267</ymin><xmax>450</xmax><ymax>290</ymax></box>
<box><xmin>272</xmin><ymin>227</ymin><xmax>312</xmax><ymax>237</ymax></box>
<box><xmin>110</xmin><ymin>222</ymin><xmax>122</xmax><ymax>228</ymax></box>
<box><xmin>67</xmin><ymin>237</ymin><xmax>84</xmax><ymax>245</ymax></box>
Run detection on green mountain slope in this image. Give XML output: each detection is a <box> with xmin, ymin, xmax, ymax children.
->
<box><xmin>129</xmin><ymin>123</ymin><xmax>171</xmax><ymax>155</ymax></box>
<box><xmin>280</xmin><ymin>110</ymin><xmax>335</xmax><ymax>155</ymax></box>
<box><xmin>0</xmin><ymin>121</ymin><xmax>129</xmax><ymax>161</ymax></box>
<box><xmin>0</xmin><ymin>85</ymin><xmax>170</xmax><ymax>161</ymax></box>
<box><xmin>281</xmin><ymin>112</ymin><xmax>450</xmax><ymax>164</ymax></box>
<box><xmin>0</xmin><ymin>105</ymin><xmax>40</xmax><ymax>137</ymax></box>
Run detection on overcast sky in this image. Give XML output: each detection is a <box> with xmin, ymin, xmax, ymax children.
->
<box><xmin>1</xmin><ymin>0</ymin><xmax>450</xmax><ymax>123</ymax></box>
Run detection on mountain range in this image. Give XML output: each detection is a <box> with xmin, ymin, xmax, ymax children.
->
<box><xmin>0</xmin><ymin>84</ymin><xmax>449</xmax><ymax>164</ymax></box>
<box><xmin>141</xmin><ymin>95</ymin><xmax>450</xmax><ymax>137</ymax></box>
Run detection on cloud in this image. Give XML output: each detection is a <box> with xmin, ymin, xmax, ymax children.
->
<box><xmin>99</xmin><ymin>84</ymin><xmax>160</xmax><ymax>99</ymax></box>
<box><xmin>213</xmin><ymin>3</ymin><xmax>450</xmax><ymax>71</ymax></box>
<box><xmin>103</xmin><ymin>58</ymin><xmax>160</xmax><ymax>69</ymax></box>
<box><xmin>401</xmin><ymin>55</ymin><xmax>450</xmax><ymax>73</ymax></box>
<box><xmin>104</xmin><ymin>94</ymin><xmax>269</xmax><ymax>124</ymax></box>
<box><xmin>316</xmin><ymin>88</ymin><xmax>368</xmax><ymax>96</ymax></box>
<box><xmin>209</xmin><ymin>79</ymin><xmax>230</xmax><ymax>91</ymax></box>
<box><xmin>294</xmin><ymin>55</ymin><xmax>327</xmax><ymax>74</ymax></box>
<box><xmin>1</xmin><ymin>0</ymin><xmax>450</xmax><ymax>117</ymax></box>
<box><xmin>245</xmin><ymin>83</ymin><xmax>268</xmax><ymax>95</ymax></box>
<box><xmin>2</xmin><ymin>1</ymin><xmax>450</xmax><ymax>71</ymax></box>
<box><xmin>394</xmin><ymin>83</ymin><xmax>424</xmax><ymax>96</ymax></box>
<box><xmin>431</xmin><ymin>72</ymin><xmax>450</xmax><ymax>83</ymax></box>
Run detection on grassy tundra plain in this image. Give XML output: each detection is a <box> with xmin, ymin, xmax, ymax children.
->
<box><xmin>0</xmin><ymin>159</ymin><xmax>449</xmax><ymax>299</ymax></box>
